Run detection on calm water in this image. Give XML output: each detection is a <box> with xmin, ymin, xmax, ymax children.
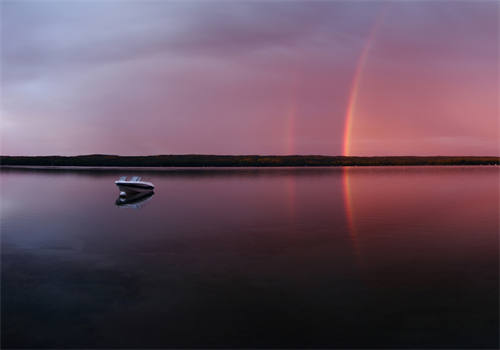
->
<box><xmin>1</xmin><ymin>166</ymin><xmax>498</xmax><ymax>348</ymax></box>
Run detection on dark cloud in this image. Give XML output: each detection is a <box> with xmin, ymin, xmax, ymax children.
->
<box><xmin>1</xmin><ymin>1</ymin><xmax>497</xmax><ymax>156</ymax></box>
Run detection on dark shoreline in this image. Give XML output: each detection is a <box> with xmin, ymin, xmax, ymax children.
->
<box><xmin>1</xmin><ymin>155</ymin><xmax>498</xmax><ymax>167</ymax></box>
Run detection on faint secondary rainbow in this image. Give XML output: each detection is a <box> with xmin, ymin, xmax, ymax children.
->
<box><xmin>343</xmin><ymin>10</ymin><xmax>387</xmax><ymax>156</ymax></box>
<box><xmin>286</xmin><ymin>103</ymin><xmax>296</xmax><ymax>154</ymax></box>
<box><xmin>285</xmin><ymin>74</ymin><xmax>299</xmax><ymax>155</ymax></box>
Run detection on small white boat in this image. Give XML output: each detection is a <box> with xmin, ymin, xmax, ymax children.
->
<box><xmin>115</xmin><ymin>176</ymin><xmax>154</xmax><ymax>196</ymax></box>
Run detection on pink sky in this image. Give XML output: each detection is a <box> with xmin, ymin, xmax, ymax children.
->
<box><xmin>1</xmin><ymin>1</ymin><xmax>498</xmax><ymax>156</ymax></box>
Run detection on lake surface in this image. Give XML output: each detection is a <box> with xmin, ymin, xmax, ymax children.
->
<box><xmin>1</xmin><ymin>166</ymin><xmax>498</xmax><ymax>348</ymax></box>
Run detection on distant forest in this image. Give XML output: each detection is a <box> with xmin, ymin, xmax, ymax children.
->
<box><xmin>1</xmin><ymin>155</ymin><xmax>498</xmax><ymax>167</ymax></box>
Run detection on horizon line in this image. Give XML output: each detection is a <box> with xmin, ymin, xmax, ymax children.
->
<box><xmin>2</xmin><ymin>154</ymin><xmax>499</xmax><ymax>158</ymax></box>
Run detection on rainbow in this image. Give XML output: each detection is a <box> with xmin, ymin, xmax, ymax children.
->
<box><xmin>342</xmin><ymin>10</ymin><xmax>387</xmax><ymax>156</ymax></box>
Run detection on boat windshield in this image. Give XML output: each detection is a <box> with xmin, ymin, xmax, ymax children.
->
<box><xmin>130</xmin><ymin>176</ymin><xmax>140</xmax><ymax>182</ymax></box>
<box><xmin>118</xmin><ymin>176</ymin><xmax>127</xmax><ymax>181</ymax></box>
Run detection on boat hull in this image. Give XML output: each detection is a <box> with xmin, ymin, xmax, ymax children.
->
<box><xmin>117</xmin><ymin>183</ymin><xmax>154</xmax><ymax>194</ymax></box>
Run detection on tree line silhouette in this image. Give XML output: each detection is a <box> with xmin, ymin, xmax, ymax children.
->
<box><xmin>1</xmin><ymin>155</ymin><xmax>498</xmax><ymax>167</ymax></box>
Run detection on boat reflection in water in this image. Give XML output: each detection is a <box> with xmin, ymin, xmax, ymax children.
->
<box><xmin>115</xmin><ymin>190</ymin><xmax>154</xmax><ymax>209</ymax></box>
